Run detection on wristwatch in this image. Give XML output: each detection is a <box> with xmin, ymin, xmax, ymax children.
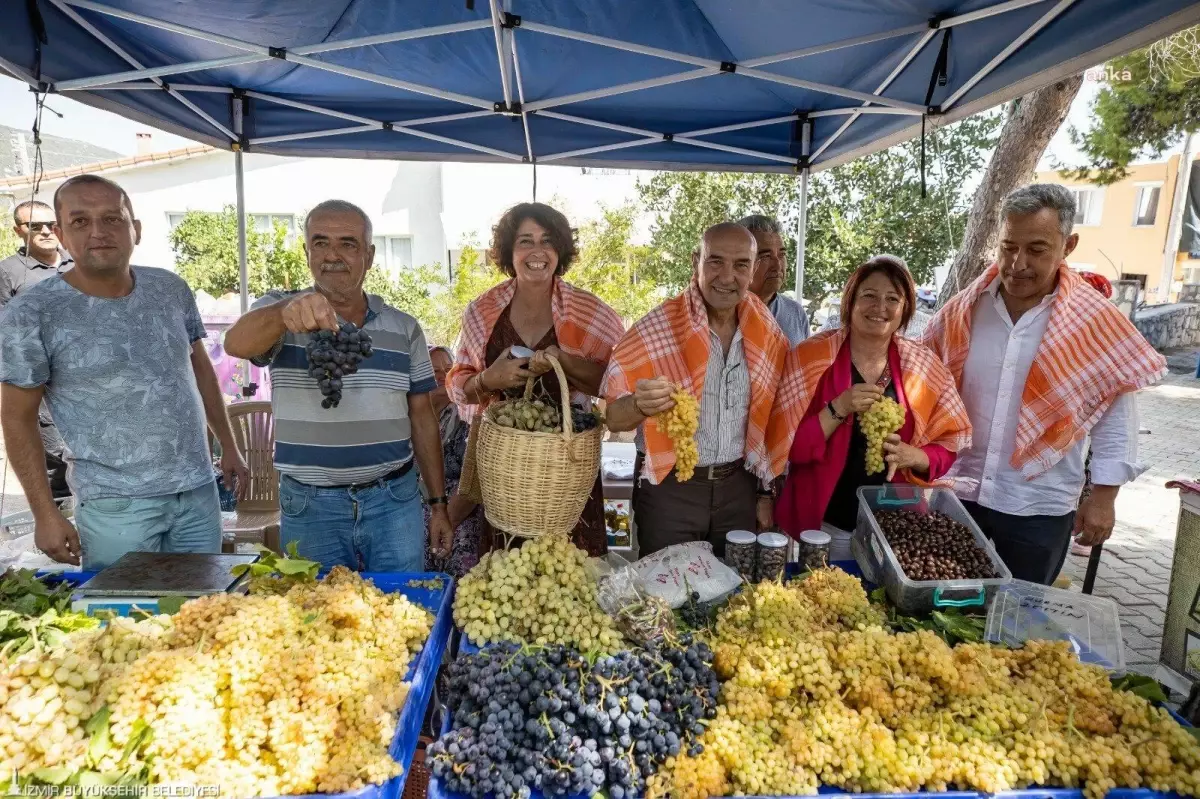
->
<box><xmin>827</xmin><ymin>401</ymin><xmax>847</xmax><ymax>422</ymax></box>
<box><xmin>427</xmin><ymin>495</ymin><xmax>449</xmax><ymax>506</ymax></box>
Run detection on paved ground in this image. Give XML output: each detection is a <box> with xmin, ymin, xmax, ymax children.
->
<box><xmin>1058</xmin><ymin>365</ymin><xmax>1200</xmax><ymax>676</ymax></box>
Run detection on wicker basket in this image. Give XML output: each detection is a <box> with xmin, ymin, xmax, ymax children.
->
<box><xmin>476</xmin><ymin>355</ymin><xmax>602</xmax><ymax>538</ymax></box>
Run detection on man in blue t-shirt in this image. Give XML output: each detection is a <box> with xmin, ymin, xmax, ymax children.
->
<box><xmin>0</xmin><ymin>175</ymin><xmax>248</xmax><ymax>569</ymax></box>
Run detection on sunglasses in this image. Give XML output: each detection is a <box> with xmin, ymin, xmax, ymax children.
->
<box><xmin>20</xmin><ymin>221</ymin><xmax>56</xmax><ymax>233</ymax></box>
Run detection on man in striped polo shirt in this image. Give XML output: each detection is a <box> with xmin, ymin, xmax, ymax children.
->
<box><xmin>225</xmin><ymin>200</ymin><xmax>452</xmax><ymax>571</ymax></box>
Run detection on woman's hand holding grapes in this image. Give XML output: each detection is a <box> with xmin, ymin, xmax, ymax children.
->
<box><xmin>833</xmin><ymin>383</ymin><xmax>884</xmax><ymax>418</ymax></box>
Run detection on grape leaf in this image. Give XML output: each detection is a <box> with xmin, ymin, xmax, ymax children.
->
<box><xmin>119</xmin><ymin>719</ymin><xmax>152</xmax><ymax>766</ymax></box>
<box><xmin>30</xmin><ymin>768</ymin><xmax>74</xmax><ymax>785</ymax></box>
<box><xmin>274</xmin><ymin>559</ymin><xmax>319</xmax><ymax>576</ymax></box>
<box><xmin>156</xmin><ymin>596</ymin><xmax>187</xmax><ymax>616</ymax></box>
<box><xmin>1111</xmin><ymin>673</ymin><xmax>1169</xmax><ymax>703</ymax></box>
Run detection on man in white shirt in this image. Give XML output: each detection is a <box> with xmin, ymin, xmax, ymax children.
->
<box><xmin>921</xmin><ymin>184</ymin><xmax>1166</xmax><ymax>584</ymax></box>
<box><xmin>738</xmin><ymin>215</ymin><xmax>809</xmax><ymax>346</ymax></box>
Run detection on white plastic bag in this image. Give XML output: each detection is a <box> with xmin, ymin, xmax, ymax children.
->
<box><xmin>633</xmin><ymin>542</ymin><xmax>742</xmax><ymax>609</ymax></box>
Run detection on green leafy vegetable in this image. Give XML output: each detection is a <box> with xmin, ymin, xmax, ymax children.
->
<box><xmin>86</xmin><ymin>706</ymin><xmax>112</xmax><ymax>766</ymax></box>
<box><xmin>155</xmin><ymin>596</ymin><xmax>187</xmax><ymax>616</ymax></box>
<box><xmin>1111</xmin><ymin>673</ymin><xmax>1169</xmax><ymax>703</ymax></box>
<box><xmin>234</xmin><ymin>543</ymin><xmax>320</xmax><ymax>595</ymax></box>
<box><xmin>0</xmin><ymin>569</ymin><xmax>100</xmax><ymax>659</ymax></box>
<box><xmin>874</xmin><ymin>594</ymin><xmax>987</xmax><ymax>647</ymax></box>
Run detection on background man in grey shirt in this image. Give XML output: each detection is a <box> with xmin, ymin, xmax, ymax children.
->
<box><xmin>739</xmin><ymin>214</ymin><xmax>809</xmax><ymax>347</ymax></box>
<box><xmin>0</xmin><ymin>200</ymin><xmax>74</xmax><ymax>500</ymax></box>
<box><xmin>0</xmin><ymin>175</ymin><xmax>247</xmax><ymax>567</ymax></box>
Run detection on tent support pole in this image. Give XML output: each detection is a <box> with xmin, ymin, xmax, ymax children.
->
<box><xmin>795</xmin><ymin>167</ymin><xmax>809</xmax><ymax>300</ymax></box>
<box><xmin>233</xmin><ymin>100</ymin><xmax>249</xmax><ymax>316</ymax></box>
<box><xmin>796</xmin><ymin>118</ymin><xmax>812</xmax><ymax>301</ymax></box>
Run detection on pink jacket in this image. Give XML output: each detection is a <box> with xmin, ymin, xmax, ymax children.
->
<box><xmin>775</xmin><ymin>340</ymin><xmax>955</xmax><ymax>538</ymax></box>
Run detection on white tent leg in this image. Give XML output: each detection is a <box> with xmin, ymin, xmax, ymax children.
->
<box><xmin>795</xmin><ymin>167</ymin><xmax>809</xmax><ymax>299</ymax></box>
<box><xmin>233</xmin><ymin>99</ymin><xmax>249</xmax><ymax>315</ymax></box>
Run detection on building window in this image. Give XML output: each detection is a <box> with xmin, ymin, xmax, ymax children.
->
<box><xmin>168</xmin><ymin>212</ymin><xmax>297</xmax><ymax>243</ymax></box>
<box><xmin>1133</xmin><ymin>184</ymin><xmax>1162</xmax><ymax>226</ymax></box>
<box><xmin>1121</xmin><ymin>273</ymin><xmax>1148</xmax><ymax>289</ymax></box>
<box><xmin>1069</xmin><ymin>188</ymin><xmax>1104</xmax><ymax>226</ymax></box>
<box><xmin>252</xmin><ymin>213</ymin><xmax>298</xmax><ymax>243</ymax></box>
<box><xmin>372</xmin><ymin>235</ymin><xmax>414</xmax><ymax>271</ymax></box>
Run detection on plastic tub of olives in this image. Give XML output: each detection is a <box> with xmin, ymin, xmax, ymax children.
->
<box><xmin>851</xmin><ymin>484</ymin><xmax>1011</xmax><ymax>615</ymax></box>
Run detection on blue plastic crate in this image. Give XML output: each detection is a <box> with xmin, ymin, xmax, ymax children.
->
<box><xmin>37</xmin><ymin>568</ymin><xmax>455</xmax><ymax>799</ymax></box>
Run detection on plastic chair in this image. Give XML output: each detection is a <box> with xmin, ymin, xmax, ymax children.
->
<box><xmin>221</xmin><ymin>401</ymin><xmax>281</xmax><ymax>553</ymax></box>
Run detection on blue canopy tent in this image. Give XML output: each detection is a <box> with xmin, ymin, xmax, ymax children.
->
<box><xmin>3</xmin><ymin>0</ymin><xmax>1200</xmax><ymax>310</ymax></box>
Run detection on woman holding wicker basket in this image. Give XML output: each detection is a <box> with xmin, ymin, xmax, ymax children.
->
<box><xmin>447</xmin><ymin>203</ymin><xmax>624</xmax><ymax>556</ymax></box>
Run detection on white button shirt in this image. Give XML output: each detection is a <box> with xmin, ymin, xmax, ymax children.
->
<box><xmin>635</xmin><ymin>328</ymin><xmax>751</xmax><ymax>467</ymax></box>
<box><xmin>948</xmin><ymin>277</ymin><xmax>1144</xmax><ymax>517</ymax></box>
<box><xmin>696</xmin><ymin>328</ymin><xmax>750</xmax><ymax>466</ymax></box>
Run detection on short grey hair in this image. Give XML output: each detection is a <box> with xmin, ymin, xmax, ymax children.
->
<box><xmin>1001</xmin><ymin>184</ymin><xmax>1077</xmax><ymax>238</ymax></box>
<box><xmin>305</xmin><ymin>199</ymin><xmax>373</xmax><ymax>243</ymax></box>
<box><xmin>737</xmin><ymin>214</ymin><xmax>784</xmax><ymax>237</ymax></box>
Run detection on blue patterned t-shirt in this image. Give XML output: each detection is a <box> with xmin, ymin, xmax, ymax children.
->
<box><xmin>0</xmin><ymin>267</ymin><xmax>214</xmax><ymax>500</ymax></box>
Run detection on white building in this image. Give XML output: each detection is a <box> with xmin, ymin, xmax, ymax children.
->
<box><xmin>0</xmin><ymin>132</ymin><xmax>645</xmax><ymax>278</ymax></box>
<box><xmin>0</xmin><ymin>135</ymin><xmax>447</xmax><ymax>277</ymax></box>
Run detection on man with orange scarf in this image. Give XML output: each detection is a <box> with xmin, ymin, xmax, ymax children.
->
<box><xmin>603</xmin><ymin>223</ymin><xmax>795</xmax><ymax>557</ymax></box>
<box><xmin>922</xmin><ymin>184</ymin><xmax>1167</xmax><ymax>584</ymax></box>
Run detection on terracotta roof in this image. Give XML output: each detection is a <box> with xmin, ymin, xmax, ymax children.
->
<box><xmin>0</xmin><ymin>143</ymin><xmax>216</xmax><ymax>190</ymax></box>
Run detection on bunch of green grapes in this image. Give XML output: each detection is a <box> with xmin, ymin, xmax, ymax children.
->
<box><xmin>860</xmin><ymin>396</ymin><xmax>905</xmax><ymax>474</ymax></box>
<box><xmin>453</xmin><ymin>534</ymin><xmax>625</xmax><ymax>652</ymax></box>
<box><xmin>650</xmin><ymin>567</ymin><xmax>1200</xmax><ymax>799</ymax></box>
<box><xmin>0</xmin><ymin>567</ymin><xmax>434</xmax><ymax>798</ymax></box>
<box><xmin>656</xmin><ymin>388</ymin><xmax>700</xmax><ymax>481</ymax></box>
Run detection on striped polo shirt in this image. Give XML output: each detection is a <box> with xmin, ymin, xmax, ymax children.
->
<box><xmin>251</xmin><ymin>290</ymin><xmax>436</xmax><ymax>486</ymax></box>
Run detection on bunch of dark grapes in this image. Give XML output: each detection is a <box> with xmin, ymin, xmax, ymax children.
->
<box><xmin>676</xmin><ymin>590</ymin><xmax>713</xmax><ymax>632</ymax></box>
<box><xmin>428</xmin><ymin>637</ymin><xmax>719</xmax><ymax>799</ymax></box>
<box><xmin>571</xmin><ymin>407</ymin><xmax>601</xmax><ymax>433</ymax></box>
<box><xmin>305</xmin><ymin>323</ymin><xmax>373</xmax><ymax>409</ymax></box>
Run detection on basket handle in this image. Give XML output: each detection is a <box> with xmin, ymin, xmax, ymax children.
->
<box><xmin>521</xmin><ymin>354</ymin><xmax>575</xmax><ymax>445</ymax></box>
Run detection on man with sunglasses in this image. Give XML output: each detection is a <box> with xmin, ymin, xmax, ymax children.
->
<box><xmin>0</xmin><ymin>200</ymin><xmax>74</xmax><ymax>501</ymax></box>
<box><xmin>0</xmin><ymin>201</ymin><xmax>72</xmax><ymax>305</ymax></box>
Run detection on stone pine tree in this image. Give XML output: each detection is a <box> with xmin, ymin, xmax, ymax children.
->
<box><xmin>1065</xmin><ymin>27</ymin><xmax>1200</xmax><ymax>186</ymax></box>
<box><xmin>938</xmin><ymin>75</ymin><xmax>1084</xmax><ymax>305</ymax></box>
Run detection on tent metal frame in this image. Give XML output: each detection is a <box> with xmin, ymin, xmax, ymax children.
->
<box><xmin>35</xmin><ymin>0</ymin><xmax>1094</xmax><ymax>171</ymax></box>
<box><xmin>7</xmin><ymin>0</ymin><xmax>1200</xmax><ymax>301</ymax></box>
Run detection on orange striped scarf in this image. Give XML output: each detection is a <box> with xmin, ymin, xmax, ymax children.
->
<box><xmin>921</xmin><ymin>263</ymin><xmax>1167</xmax><ymax>478</ymax></box>
<box><xmin>775</xmin><ymin>329</ymin><xmax>973</xmax><ymax>485</ymax></box>
<box><xmin>601</xmin><ymin>281</ymin><xmax>793</xmax><ymax>484</ymax></box>
<box><xmin>448</xmin><ymin>278</ymin><xmax>624</xmax><ymax>422</ymax></box>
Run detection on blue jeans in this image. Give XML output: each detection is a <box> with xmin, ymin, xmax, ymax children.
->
<box><xmin>279</xmin><ymin>469</ymin><xmax>426</xmax><ymax>572</ymax></box>
<box><xmin>76</xmin><ymin>481</ymin><xmax>222</xmax><ymax>571</ymax></box>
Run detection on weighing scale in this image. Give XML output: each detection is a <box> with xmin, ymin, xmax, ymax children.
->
<box><xmin>70</xmin><ymin>551</ymin><xmax>260</xmax><ymax>618</ymax></box>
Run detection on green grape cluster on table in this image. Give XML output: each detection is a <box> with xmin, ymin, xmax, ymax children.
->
<box><xmin>860</xmin><ymin>396</ymin><xmax>905</xmax><ymax>474</ymax></box>
<box><xmin>452</xmin><ymin>533</ymin><xmax>625</xmax><ymax>652</ymax></box>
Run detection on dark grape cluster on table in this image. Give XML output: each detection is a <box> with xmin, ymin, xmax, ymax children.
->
<box><xmin>429</xmin><ymin>637</ymin><xmax>719</xmax><ymax>799</ymax></box>
<box><xmin>305</xmin><ymin>323</ymin><xmax>373</xmax><ymax>409</ymax></box>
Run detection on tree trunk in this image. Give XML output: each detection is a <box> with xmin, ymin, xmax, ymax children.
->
<box><xmin>938</xmin><ymin>75</ymin><xmax>1085</xmax><ymax>306</ymax></box>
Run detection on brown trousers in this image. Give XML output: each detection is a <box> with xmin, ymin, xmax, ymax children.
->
<box><xmin>632</xmin><ymin>453</ymin><xmax>757</xmax><ymax>559</ymax></box>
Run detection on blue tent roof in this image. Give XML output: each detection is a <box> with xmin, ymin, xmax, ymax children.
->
<box><xmin>3</xmin><ymin>0</ymin><xmax>1199</xmax><ymax>173</ymax></box>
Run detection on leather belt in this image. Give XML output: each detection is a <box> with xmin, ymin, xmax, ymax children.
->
<box><xmin>334</xmin><ymin>460</ymin><xmax>413</xmax><ymax>492</ymax></box>
<box><xmin>682</xmin><ymin>459</ymin><xmax>744</xmax><ymax>481</ymax></box>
